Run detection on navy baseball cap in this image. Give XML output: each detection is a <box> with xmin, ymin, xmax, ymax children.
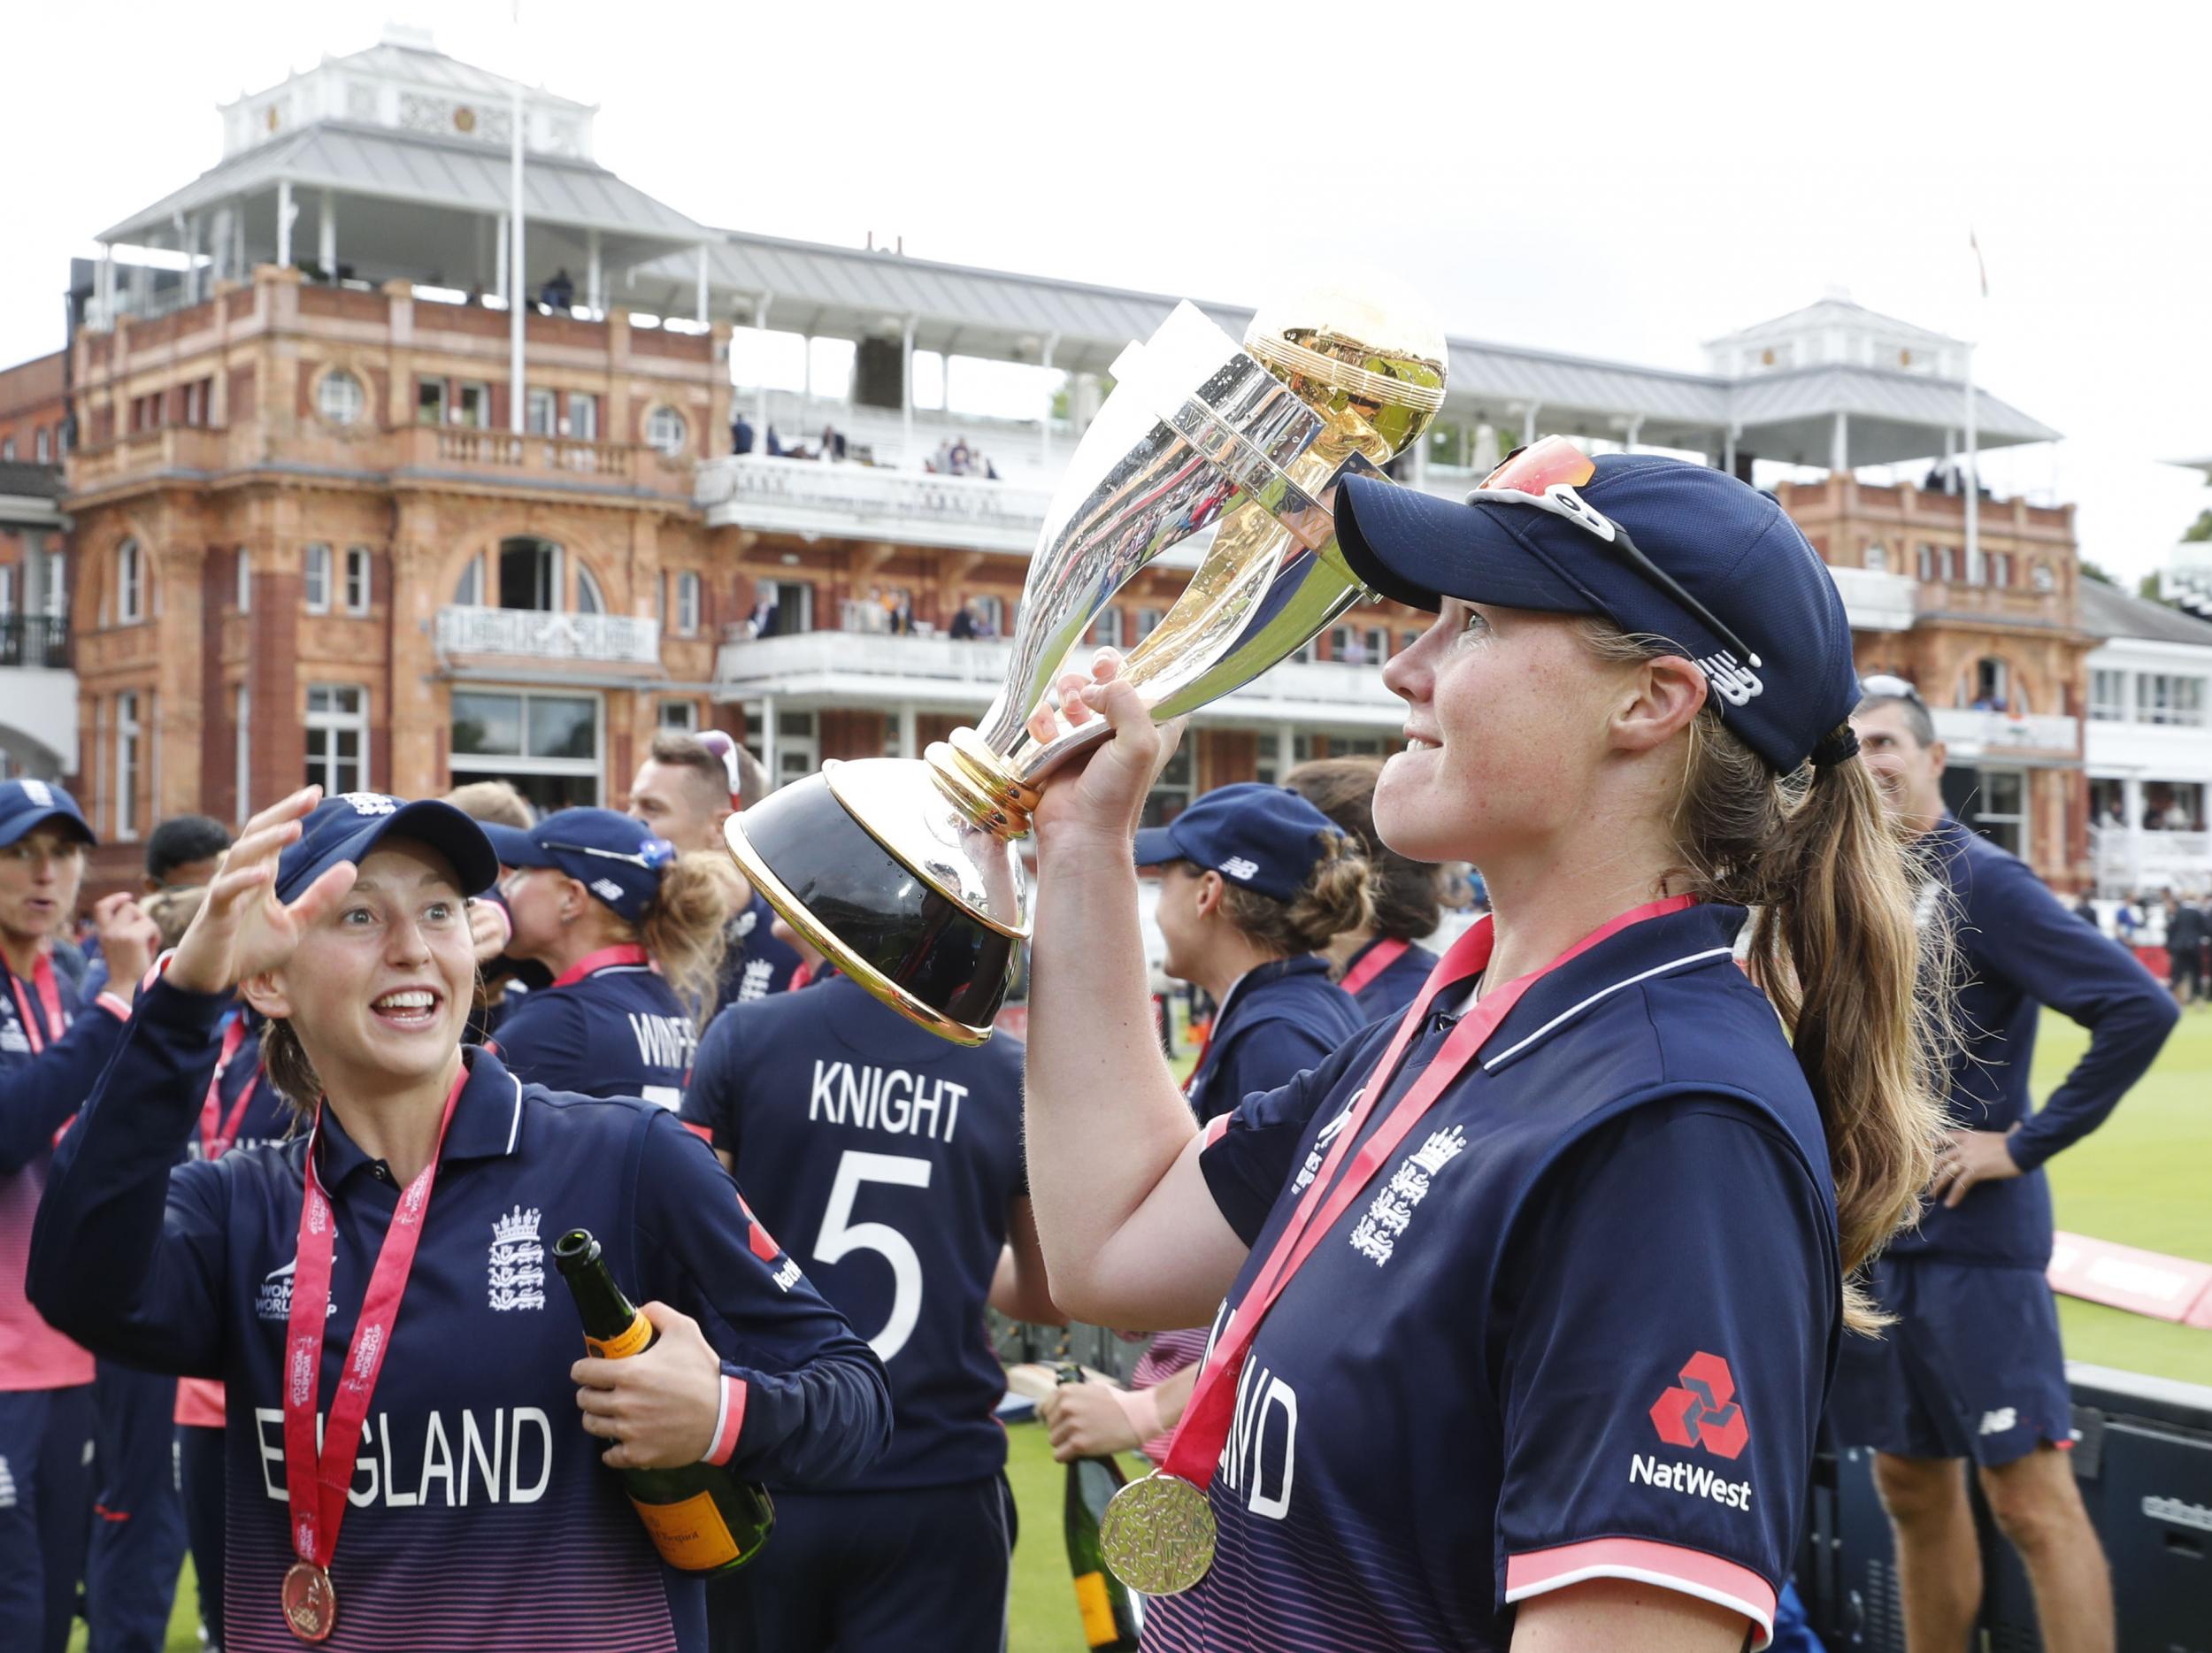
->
<box><xmin>1133</xmin><ymin>783</ymin><xmax>1349</xmax><ymax>903</ymax></box>
<box><xmin>482</xmin><ymin>807</ymin><xmax>676</xmax><ymax>922</ymax></box>
<box><xmin>1333</xmin><ymin>453</ymin><xmax>1861</xmax><ymax>773</ymax></box>
<box><xmin>275</xmin><ymin>793</ymin><xmax>499</xmax><ymax>904</ymax></box>
<box><xmin>0</xmin><ymin>779</ymin><xmax>94</xmax><ymax>849</ymax></box>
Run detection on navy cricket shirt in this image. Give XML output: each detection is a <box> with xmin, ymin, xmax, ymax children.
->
<box><xmin>1145</xmin><ymin>902</ymin><xmax>1839</xmax><ymax>1653</ymax></box>
<box><xmin>28</xmin><ymin>979</ymin><xmax>889</xmax><ymax>1653</ymax></box>
<box><xmin>682</xmin><ymin>974</ymin><xmax>1026</xmax><ymax>1489</ymax></box>
<box><xmin>488</xmin><ymin>945</ymin><xmax>698</xmax><ymax>1110</ymax></box>
<box><xmin>1889</xmin><ymin>816</ymin><xmax>2177</xmax><ymax>1266</ymax></box>
<box><xmin>716</xmin><ymin>894</ymin><xmax>803</xmax><ymax>1011</ymax></box>
<box><xmin>1340</xmin><ymin>935</ymin><xmax>1442</xmax><ymax>1021</ymax></box>
<box><xmin>1183</xmin><ymin>955</ymin><xmax>1363</xmax><ymax>1126</ymax></box>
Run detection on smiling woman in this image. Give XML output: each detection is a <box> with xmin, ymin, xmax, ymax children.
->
<box><xmin>27</xmin><ymin>787</ymin><xmax>889</xmax><ymax>1653</ymax></box>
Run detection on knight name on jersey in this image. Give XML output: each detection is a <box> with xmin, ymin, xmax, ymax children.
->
<box><xmin>626</xmin><ymin>1011</ymin><xmax>697</xmax><ymax>1073</ymax></box>
<box><xmin>252</xmin><ymin>1406</ymin><xmax>555</xmax><ymax>1508</ymax></box>
<box><xmin>1628</xmin><ymin>1451</ymin><xmax>1753</xmax><ymax>1511</ymax></box>
<box><xmin>808</xmin><ymin>1059</ymin><xmax>966</xmax><ymax>1142</ymax></box>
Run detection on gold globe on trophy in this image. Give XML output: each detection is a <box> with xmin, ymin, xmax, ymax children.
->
<box><xmin>726</xmin><ymin>276</ymin><xmax>1447</xmax><ymax>1042</ymax></box>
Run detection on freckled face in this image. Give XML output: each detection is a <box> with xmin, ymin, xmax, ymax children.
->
<box><xmin>1374</xmin><ymin>602</ymin><xmax>1618</xmax><ymax>867</ymax></box>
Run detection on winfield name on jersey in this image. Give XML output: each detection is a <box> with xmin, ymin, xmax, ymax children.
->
<box><xmin>1628</xmin><ymin>1452</ymin><xmax>1753</xmax><ymax>1511</ymax></box>
<box><xmin>808</xmin><ymin>1059</ymin><xmax>966</xmax><ymax>1142</ymax></box>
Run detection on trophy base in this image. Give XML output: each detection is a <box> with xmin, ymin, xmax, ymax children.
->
<box><xmin>724</xmin><ymin>763</ymin><xmax>1024</xmax><ymax>1044</ymax></box>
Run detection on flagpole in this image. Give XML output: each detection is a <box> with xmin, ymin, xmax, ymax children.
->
<box><xmin>509</xmin><ymin>3</ymin><xmax>526</xmax><ymax>436</ymax></box>
<box><xmin>1963</xmin><ymin>229</ymin><xmax>1986</xmax><ymax>577</ymax></box>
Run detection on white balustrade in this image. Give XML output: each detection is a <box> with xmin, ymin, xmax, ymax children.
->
<box><xmin>435</xmin><ymin>604</ymin><xmax>661</xmax><ymax>665</ymax></box>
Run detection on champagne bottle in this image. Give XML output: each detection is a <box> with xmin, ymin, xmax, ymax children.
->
<box><xmin>554</xmin><ymin>1228</ymin><xmax>775</xmax><ymax>1573</ymax></box>
<box><xmin>1057</xmin><ymin>1365</ymin><xmax>1142</xmax><ymax>1650</ymax></box>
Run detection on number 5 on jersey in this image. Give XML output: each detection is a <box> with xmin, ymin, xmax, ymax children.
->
<box><xmin>814</xmin><ymin>1150</ymin><xmax>932</xmax><ymax>1362</ymax></box>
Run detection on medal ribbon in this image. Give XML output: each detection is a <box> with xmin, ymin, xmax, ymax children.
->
<box><xmin>199</xmin><ymin>1017</ymin><xmax>258</xmax><ymax>1161</ymax></box>
<box><xmin>10</xmin><ymin>953</ymin><xmax>67</xmax><ymax>1054</ymax></box>
<box><xmin>1157</xmin><ymin>895</ymin><xmax>1696</xmax><ymax>1493</ymax></box>
<box><xmin>282</xmin><ymin>1065</ymin><xmax>468</xmax><ymax>1577</ymax></box>
<box><xmin>1337</xmin><ymin>936</ymin><xmax>1410</xmax><ymax>1000</ymax></box>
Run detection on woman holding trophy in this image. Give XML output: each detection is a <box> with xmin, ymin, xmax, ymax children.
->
<box><xmin>1019</xmin><ymin>443</ymin><xmax>1946</xmax><ymax>1650</ymax></box>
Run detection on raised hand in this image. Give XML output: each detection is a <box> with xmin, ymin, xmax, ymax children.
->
<box><xmin>167</xmin><ymin>788</ymin><xmax>357</xmax><ymax>996</ymax></box>
<box><xmin>1025</xmin><ymin>649</ymin><xmax>1185</xmax><ymax>857</ymax></box>
<box><xmin>91</xmin><ymin>892</ymin><xmax>162</xmax><ymax>1003</ymax></box>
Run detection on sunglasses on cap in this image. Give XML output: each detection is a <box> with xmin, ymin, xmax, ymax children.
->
<box><xmin>540</xmin><ymin>837</ymin><xmax>678</xmax><ymax>873</ymax></box>
<box><xmin>1858</xmin><ymin>673</ymin><xmax>1927</xmax><ymax>707</ymax></box>
<box><xmin>1467</xmin><ymin>436</ymin><xmax>1763</xmax><ymax>671</ymax></box>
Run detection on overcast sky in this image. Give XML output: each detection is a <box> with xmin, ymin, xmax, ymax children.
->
<box><xmin>9</xmin><ymin>1</ymin><xmax>2208</xmax><ymax>581</ymax></box>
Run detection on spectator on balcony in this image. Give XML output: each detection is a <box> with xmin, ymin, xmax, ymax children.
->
<box><xmin>818</xmin><ymin>423</ymin><xmax>847</xmax><ymax>463</ymax></box>
<box><xmin>765</xmin><ymin>424</ymin><xmax>786</xmax><ymax>458</ymax></box>
<box><xmin>949</xmin><ymin>604</ymin><xmax>976</xmax><ymax>641</ymax></box>
<box><xmin>732</xmin><ymin>411</ymin><xmax>755</xmax><ymax>457</ymax></box>
<box><xmin>539</xmin><ymin>267</ymin><xmax>575</xmax><ymax>311</ymax></box>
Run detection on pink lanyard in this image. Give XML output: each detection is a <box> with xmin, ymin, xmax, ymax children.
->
<box><xmin>1156</xmin><ymin>896</ymin><xmax>1696</xmax><ymax>1493</ymax></box>
<box><xmin>1338</xmin><ymin>936</ymin><xmax>1410</xmax><ymax>999</ymax></box>
<box><xmin>9</xmin><ymin>952</ymin><xmax>66</xmax><ymax>1053</ymax></box>
<box><xmin>199</xmin><ymin>1017</ymin><xmax>259</xmax><ymax>1160</ymax></box>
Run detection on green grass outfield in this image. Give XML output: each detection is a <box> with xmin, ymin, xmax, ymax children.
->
<box><xmin>79</xmin><ymin>1003</ymin><xmax>2212</xmax><ymax>1653</ymax></box>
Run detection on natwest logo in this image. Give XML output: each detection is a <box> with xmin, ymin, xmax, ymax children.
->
<box><xmin>1650</xmin><ymin>1351</ymin><xmax>1749</xmax><ymax>1460</ymax></box>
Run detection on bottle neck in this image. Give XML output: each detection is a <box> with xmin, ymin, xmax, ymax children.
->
<box><xmin>559</xmin><ymin>1245</ymin><xmax>646</xmax><ymax>1349</ymax></box>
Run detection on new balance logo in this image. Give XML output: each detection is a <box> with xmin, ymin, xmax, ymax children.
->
<box><xmin>1650</xmin><ymin>1351</ymin><xmax>1749</xmax><ymax>1459</ymax></box>
<box><xmin>1694</xmin><ymin>654</ymin><xmax>1764</xmax><ymax>707</ymax></box>
<box><xmin>20</xmin><ymin>780</ymin><xmax>53</xmax><ymax>808</ymax></box>
<box><xmin>1219</xmin><ymin>856</ymin><xmax>1259</xmax><ymax>882</ymax></box>
<box><xmin>337</xmin><ymin>792</ymin><xmax>398</xmax><ymax>816</ymax></box>
<box><xmin>1979</xmin><ymin>1407</ymin><xmax>2017</xmax><ymax>1436</ymax></box>
<box><xmin>590</xmin><ymin>878</ymin><xmax>626</xmax><ymax>904</ymax></box>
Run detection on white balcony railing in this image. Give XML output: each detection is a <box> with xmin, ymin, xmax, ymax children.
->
<box><xmin>1931</xmin><ymin>706</ymin><xmax>2079</xmax><ymax>759</ymax></box>
<box><xmin>1827</xmin><ymin>565</ymin><xmax>1917</xmax><ymax>632</ymax></box>
<box><xmin>434</xmin><ymin>604</ymin><xmax>661</xmax><ymax>665</ymax></box>
<box><xmin>712</xmin><ymin>629</ymin><xmax>1401</xmax><ymax>726</ymax></box>
<box><xmin>697</xmin><ymin>455</ymin><xmax>1052</xmax><ymax>553</ymax></box>
<box><xmin>2093</xmin><ymin>826</ymin><xmax>2211</xmax><ymax>891</ymax></box>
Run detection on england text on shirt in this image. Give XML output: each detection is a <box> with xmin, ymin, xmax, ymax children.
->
<box><xmin>1147</xmin><ymin>901</ymin><xmax>1839</xmax><ymax>1653</ymax></box>
<box><xmin>27</xmin><ymin>977</ymin><xmax>889</xmax><ymax>1653</ymax></box>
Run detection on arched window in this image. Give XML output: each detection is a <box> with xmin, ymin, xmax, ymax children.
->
<box><xmin>576</xmin><ymin>564</ymin><xmax>604</xmax><ymax>615</ymax></box>
<box><xmin>318</xmin><ymin>369</ymin><xmax>366</xmax><ymax>427</ymax></box>
<box><xmin>1864</xmin><ymin>541</ymin><xmax>1889</xmax><ymax>573</ymax></box>
<box><xmin>115</xmin><ymin>539</ymin><xmax>144</xmax><ymax>624</ymax></box>
<box><xmin>645</xmin><ymin>406</ymin><xmax>687</xmax><ymax>457</ymax></box>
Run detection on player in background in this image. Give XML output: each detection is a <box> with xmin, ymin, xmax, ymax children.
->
<box><xmin>1285</xmin><ymin>756</ymin><xmax>1447</xmax><ymax>1019</ymax></box>
<box><xmin>626</xmin><ymin>731</ymin><xmax>802</xmax><ymax>1008</ymax></box>
<box><xmin>1040</xmin><ymin>783</ymin><xmax>1369</xmax><ymax>1487</ymax></box>
<box><xmin>483</xmin><ymin>808</ymin><xmax>735</xmax><ymax>1106</ymax></box>
<box><xmin>0</xmin><ymin>780</ymin><xmax>159</xmax><ymax>1653</ymax></box>
<box><xmin>1834</xmin><ymin>680</ymin><xmax>2177</xmax><ymax>1653</ymax></box>
<box><xmin>1022</xmin><ymin>445</ymin><xmax>1946</xmax><ymax>1651</ymax></box>
<box><xmin>28</xmin><ymin>787</ymin><xmax>887</xmax><ymax>1653</ymax></box>
<box><xmin>681</xmin><ymin>955</ymin><xmax>1057</xmax><ymax>1652</ymax></box>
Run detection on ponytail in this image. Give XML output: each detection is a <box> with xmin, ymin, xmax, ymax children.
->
<box><xmin>634</xmin><ymin>851</ymin><xmax>740</xmax><ymax>1030</ymax></box>
<box><xmin>1216</xmin><ymin>832</ymin><xmax>1374</xmax><ymax>959</ymax></box>
<box><xmin>1585</xmin><ymin>625</ymin><xmax>1951</xmax><ymax>1335</ymax></box>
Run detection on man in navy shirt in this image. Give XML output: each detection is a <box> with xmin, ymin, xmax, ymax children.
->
<box><xmin>626</xmin><ymin>731</ymin><xmax>802</xmax><ymax>1009</ymax></box>
<box><xmin>681</xmin><ymin>969</ymin><xmax>1056</xmax><ymax>1651</ymax></box>
<box><xmin>1834</xmin><ymin>683</ymin><xmax>2177</xmax><ymax>1653</ymax></box>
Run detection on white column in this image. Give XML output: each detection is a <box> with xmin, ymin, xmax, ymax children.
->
<box><xmin>509</xmin><ymin>77</ymin><xmax>526</xmax><ymax>434</ymax></box>
<box><xmin>1722</xmin><ymin>424</ymin><xmax>1739</xmax><ymax>474</ymax></box>
<box><xmin>754</xmin><ymin>293</ymin><xmax>773</xmax><ymax>434</ymax></box>
<box><xmin>897</xmin><ymin>703</ymin><xmax>918</xmax><ymax>759</ymax></box>
<box><xmin>1622</xmin><ymin>414</ymin><xmax>1644</xmax><ymax>455</ymax></box>
<box><xmin>586</xmin><ymin>228</ymin><xmax>603</xmax><ymax>316</ymax></box>
<box><xmin>802</xmin><ymin>334</ymin><xmax>813</xmax><ymax>404</ymax></box>
<box><xmin>230</xmin><ymin>203</ymin><xmax>245</xmax><ymax>280</ymax></box>
<box><xmin>758</xmin><ymin>696</ymin><xmax>779</xmax><ymax>781</ymax></box>
<box><xmin>495</xmin><ymin>213</ymin><xmax>510</xmax><ymax>302</ymax></box>
<box><xmin>1962</xmin><ymin>342</ymin><xmax>1979</xmax><ymax>579</ymax></box>
<box><xmin>1039</xmin><ymin>332</ymin><xmax>1059</xmax><ymax>469</ymax></box>
<box><xmin>94</xmin><ymin>243</ymin><xmax>115</xmax><ymax>324</ymax></box>
<box><xmin>901</xmin><ymin>315</ymin><xmax>918</xmax><ymax>459</ymax></box>
<box><xmin>1831</xmin><ymin>411</ymin><xmax>1850</xmax><ymax>476</ymax></box>
<box><xmin>695</xmin><ymin>243</ymin><xmax>710</xmax><ymax>327</ymax></box>
<box><xmin>318</xmin><ymin>189</ymin><xmax>336</xmax><ymax>274</ymax></box>
<box><xmin>1521</xmin><ymin>402</ymin><xmax>1540</xmax><ymax>446</ymax></box>
<box><xmin>1275</xmin><ymin>725</ymin><xmax>1294</xmax><ymax>778</ymax></box>
<box><xmin>276</xmin><ymin>179</ymin><xmax>296</xmax><ymax>268</ymax></box>
<box><xmin>2123</xmin><ymin>776</ymin><xmax>2144</xmax><ymax>892</ymax></box>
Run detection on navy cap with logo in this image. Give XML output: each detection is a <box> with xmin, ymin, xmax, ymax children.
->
<box><xmin>275</xmin><ymin>793</ymin><xmax>500</xmax><ymax>904</ymax></box>
<box><xmin>482</xmin><ymin>807</ymin><xmax>676</xmax><ymax>922</ymax></box>
<box><xmin>0</xmin><ymin>778</ymin><xmax>94</xmax><ymax>849</ymax></box>
<box><xmin>1132</xmin><ymin>783</ymin><xmax>1348</xmax><ymax>904</ymax></box>
<box><xmin>1333</xmin><ymin>448</ymin><xmax>1862</xmax><ymax>773</ymax></box>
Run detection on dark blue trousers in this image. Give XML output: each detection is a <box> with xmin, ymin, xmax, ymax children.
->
<box><xmin>84</xmin><ymin>1360</ymin><xmax>186</xmax><ymax>1653</ymax></box>
<box><xmin>708</xmin><ymin>1474</ymin><xmax>1013</xmax><ymax>1653</ymax></box>
<box><xmin>0</xmin><ymin>1383</ymin><xmax>96</xmax><ymax>1653</ymax></box>
<box><xmin>178</xmin><ymin>1423</ymin><xmax>226</xmax><ymax>1649</ymax></box>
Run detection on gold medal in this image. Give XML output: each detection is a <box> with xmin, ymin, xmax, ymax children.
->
<box><xmin>281</xmin><ymin>1559</ymin><xmax>336</xmax><ymax>1642</ymax></box>
<box><xmin>1099</xmin><ymin>1471</ymin><xmax>1217</xmax><ymax>1595</ymax></box>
